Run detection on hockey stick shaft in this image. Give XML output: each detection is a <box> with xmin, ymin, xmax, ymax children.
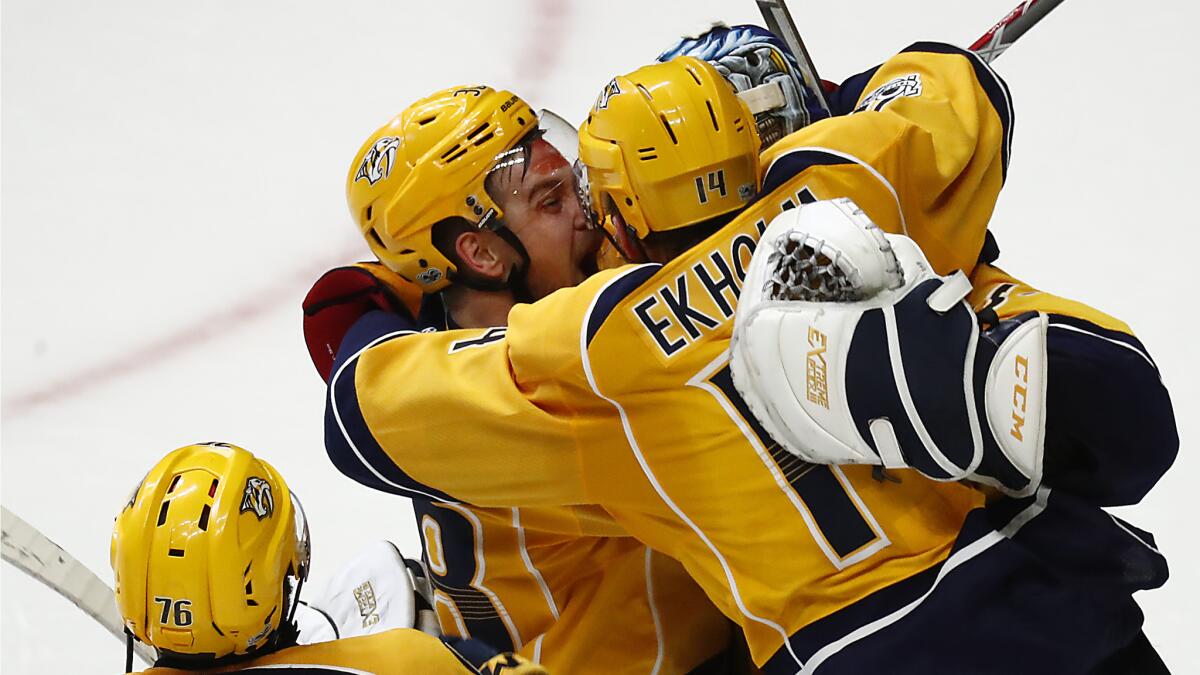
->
<box><xmin>758</xmin><ymin>0</ymin><xmax>1067</xmax><ymax>96</ymax></box>
<box><xmin>970</xmin><ymin>0</ymin><xmax>1069</xmax><ymax>62</ymax></box>
<box><xmin>2</xmin><ymin>505</ymin><xmax>155</xmax><ymax>665</ymax></box>
<box><xmin>756</xmin><ymin>0</ymin><xmax>833</xmax><ymax>116</ymax></box>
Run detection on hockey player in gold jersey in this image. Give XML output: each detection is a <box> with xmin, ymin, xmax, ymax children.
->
<box><xmin>111</xmin><ymin>442</ymin><xmax>546</xmax><ymax>674</ymax></box>
<box><xmin>327</xmin><ymin>43</ymin><xmax>1173</xmax><ymax>673</ymax></box>
<box><xmin>308</xmin><ymin>86</ymin><xmax>738</xmax><ymax>672</ymax></box>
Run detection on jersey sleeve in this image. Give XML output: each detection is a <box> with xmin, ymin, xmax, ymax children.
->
<box><xmin>759</xmin><ymin>41</ymin><xmax>1013</xmax><ymax>275</ymax></box>
<box><xmin>968</xmin><ymin>264</ymin><xmax>1179</xmax><ymax>505</ymax></box>
<box><xmin>324</xmin><ymin>267</ymin><xmax>649</xmax><ymax>507</ymax></box>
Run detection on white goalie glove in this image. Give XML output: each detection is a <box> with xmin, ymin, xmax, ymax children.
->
<box><xmin>730</xmin><ymin>198</ymin><xmax>1047</xmax><ymax>496</ymax></box>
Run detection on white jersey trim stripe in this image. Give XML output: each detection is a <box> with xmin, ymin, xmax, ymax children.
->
<box><xmin>1047</xmin><ymin>322</ymin><xmax>1156</xmax><ymax>372</ymax></box>
<box><xmin>578</xmin><ymin>266</ymin><xmax>804</xmax><ymax>668</ymax></box>
<box><xmin>645</xmin><ymin>547</ymin><xmax>665</xmax><ymax>675</ymax></box>
<box><xmin>239</xmin><ymin>665</ymin><xmax>374</xmax><ymax>673</ymax></box>
<box><xmin>443</xmin><ymin>503</ymin><xmax>524</xmax><ymax>649</ymax></box>
<box><xmin>762</xmin><ymin>146</ymin><xmax>908</xmax><ymax>236</ymax></box>
<box><xmin>961</xmin><ymin>46</ymin><xmax>1015</xmax><ymax>171</ymax></box>
<box><xmin>512</xmin><ymin>507</ymin><xmax>561</xmax><ymax>621</ymax></box>
<box><xmin>800</xmin><ymin>490</ymin><xmax>1049</xmax><ymax>674</ymax></box>
<box><xmin>329</xmin><ymin>330</ymin><xmax>461</xmax><ymax>504</ymax></box>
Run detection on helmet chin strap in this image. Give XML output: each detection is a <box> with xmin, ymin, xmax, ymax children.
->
<box><xmin>493</xmin><ymin>225</ymin><xmax>534</xmax><ymax>304</ymax></box>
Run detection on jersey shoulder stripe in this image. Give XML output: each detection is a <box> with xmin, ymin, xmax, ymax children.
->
<box><xmin>1047</xmin><ymin>314</ymin><xmax>1157</xmax><ymax>371</ymax></box>
<box><xmin>759</xmin><ymin>148</ymin><xmax>854</xmax><ymax>197</ymax></box>
<box><xmin>326</xmin><ymin>311</ymin><xmax>460</xmax><ymax>503</ymax></box>
<box><xmin>901</xmin><ymin>41</ymin><xmax>1014</xmax><ymax>180</ymax></box>
<box><xmin>827</xmin><ymin>65</ymin><xmax>882</xmax><ymax>115</ymax></box>
<box><xmin>761</xmin><ymin>144</ymin><xmax>908</xmax><ymax>236</ymax></box>
<box><xmin>585</xmin><ymin>264</ymin><xmax>662</xmax><ymax>346</ymax></box>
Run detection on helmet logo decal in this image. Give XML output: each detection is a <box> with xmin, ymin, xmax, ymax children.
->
<box><xmin>247</xmin><ymin>621</ymin><xmax>273</xmax><ymax>648</ymax></box>
<box><xmin>240</xmin><ymin>477</ymin><xmax>274</xmax><ymax>520</ymax></box>
<box><xmin>594</xmin><ymin>79</ymin><xmax>621</xmax><ymax>111</ymax></box>
<box><xmin>416</xmin><ymin>268</ymin><xmax>443</xmax><ymax>285</ymax></box>
<box><xmin>354</xmin><ymin>136</ymin><xmax>401</xmax><ymax>185</ymax></box>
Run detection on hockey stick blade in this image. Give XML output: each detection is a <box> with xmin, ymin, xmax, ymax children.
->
<box><xmin>2</xmin><ymin>505</ymin><xmax>156</xmax><ymax>665</ymax></box>
<box><xmin>971</xmin><ymin>0</ymin><xmax>1068</xmax><ymax>63</ymax></box>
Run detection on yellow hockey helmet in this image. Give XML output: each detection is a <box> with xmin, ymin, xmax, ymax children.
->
<box><xmin>346</xmin><ymin>85</ymin><xmax>538</xmax><ymax>293</ymax></box>
<box><xmin>111</xmin><ymin>443</ymin><xmax>310</xmax><ymax>663</ymax></box>
<box><xmin>578</xmin><ymin>56</ymin><xmax>761</xmax><ymax>244</ymax></box>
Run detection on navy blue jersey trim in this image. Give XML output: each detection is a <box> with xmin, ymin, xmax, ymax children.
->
<box><xmin>762</xmin><ymin>506</ymin><xmax>1004</xmax><ymax>672</ymax></box>
<box><xmin>324</xmin><ymin>312</ymin><xmax>461</xmax><ymax>503</ymax></box>
<box><xmin>585</xmin><ymin>264</ymin><xmax>662</xmax><ymax>346</ymax></box>
<box><xmin>979</xmin><ymin>230</ymin><xmax>1001</xmax><ymax>264</ymax></box>
<box><xmin>759</xmin><ymin>150</ymin><xmax>854</xmax><ymax>200</ymax></box>
<box><xmin>764</xmin><ymin>485</ymin><xmax>1167</xmax><ymax>674</ymax></box>
<box><xmin>1046</xmin><ymin>314</ymin><xmax>1155</xmax><ymax>370</ymax></box>
<box><xmin>901</xmin><ymin>41</ymin><xmax>1014</xmax><ymax>182</ymax></box>
<box><xmin>828</xmin><ymin>65</ymin><xmax>882</xmax><ymax>116</ymax></box>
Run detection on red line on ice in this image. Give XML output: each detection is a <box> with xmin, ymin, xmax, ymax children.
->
<box><xmin>3</xmin><ymin>0</ymin><xmax>574</xmax><ymax>416</ymax></box>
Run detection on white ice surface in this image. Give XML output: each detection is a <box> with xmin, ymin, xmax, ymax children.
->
<box><xmin>3</xmin><ymin>1</ymin><xmax>1196</xmax><ymax>672</ymax></box>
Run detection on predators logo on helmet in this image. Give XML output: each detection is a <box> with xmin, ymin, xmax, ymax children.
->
<box><xmin>354</xmin><ymin>136</ymin><xmax>402</xmax><ymax>185</ymax></box>
<box><xmin>240</xmin><ymin>476</ymin><xmax>275</xmax><ymax>519</ymax></box>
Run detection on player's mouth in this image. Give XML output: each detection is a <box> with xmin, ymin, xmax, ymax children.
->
<box><xmin>575</xmin><ymin>229</ymin><xmax>603</xmax><ymax>280</ymax></box>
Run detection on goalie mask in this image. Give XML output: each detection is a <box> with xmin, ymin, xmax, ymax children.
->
<box><xmin>577</xmin><ymin>57</ymin><xmax>760</xmax><ymax>263</ymax></box>
<box><xmin>111</xmin><ymin>443</ymin><xmax>311</xmax><ymax>665</ymax></box>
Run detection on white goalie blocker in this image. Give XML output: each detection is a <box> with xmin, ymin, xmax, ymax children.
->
<box><xmin>730</xmin><ymin>198</ymin><xmax>1047</xmax><ymax>496</ymax></box>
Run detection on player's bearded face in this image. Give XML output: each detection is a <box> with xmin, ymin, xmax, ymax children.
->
<box><xmin>488</xmin><ymin>138</ymin><xmax>602</xmax><ymax>300</ymax></box>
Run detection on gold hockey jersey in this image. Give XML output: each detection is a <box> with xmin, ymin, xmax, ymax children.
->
<box><xmin>416</xmin><ymin>501</ymin><xmax>734</xmax><ymax>673</ymax></box>
<box><xmin>135</xmin><ymin>628</ymin><xmax>528</xmax><ymax>674</ymax></box>
<box><xmin>328</xmin><ymin>42</ymin><xmax>1011</xmax><ymax>665</ymax></box>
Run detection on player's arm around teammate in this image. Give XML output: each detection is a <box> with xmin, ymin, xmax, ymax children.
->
<box><xmin>314</xmin><ymin>88</ymin><xmax>741</xmax><ymax>672</ymax></box>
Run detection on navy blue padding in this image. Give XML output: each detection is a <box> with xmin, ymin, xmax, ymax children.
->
<box><xmin>758</xmin><ymin>150</ymin><xmax>853</xmax><ymax>200</ymax></box>
<box><xmin>764</xmin><ymin>489</ymin><xmax>1167</xmax><ymax>674</ymax></box>
<box><xmin>585</xmin><ymin>264</ymin><xmax>662</xmax><ymax>346</ymax></box>
<box><xmin>844</xmin><ymin>308</ymin><xmax>949</xmax><ymax>479</ymax></box>
<box><xmin>891</xmin><ymin>280</ymin><xmax>978</xmax><ymax>473</ymax></box>
<box><xmin>901</xmin><ymin>41</ymin><xmax>1014</xmax><ymax>181</ymax></box>
<box><xmin>1042</xmin><ymin>316</ymin><xmax>1177</xmax><ymax>506</ymax></box>
<box><xmin>828</xmin><ymin>65</ymin><xmax>882</xmax><ymax>116</ymax></box>
<box><xmin>324</xmin><ymin>311</ymin><xmax>460</xmax><ymax>503</ymax></box>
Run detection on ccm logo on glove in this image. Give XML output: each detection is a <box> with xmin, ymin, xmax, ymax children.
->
<box><xmin>1011</xmin><ymin>354</ymin><xmax>1030</xmax><ymax>442</ymax></box>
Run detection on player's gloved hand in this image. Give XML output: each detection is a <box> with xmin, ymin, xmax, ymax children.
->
<box><xmin>303</xmin><ymin>262</ymin><xmax>423</xmax><ymax>380</ymax></box>
<box><xmin>657</xmin><ymin>23</ymin><xmax>829</xmax><ymax>147</ymax></box>
<box><xmin>296</xmin><ymin>541</ymin><xmax>441</xmax><ymax>645</ymax></box>
<box><xmin>730</xmin><ymin>198</ymin><xmax>1046</xmax><ymax>496</ymax></box>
